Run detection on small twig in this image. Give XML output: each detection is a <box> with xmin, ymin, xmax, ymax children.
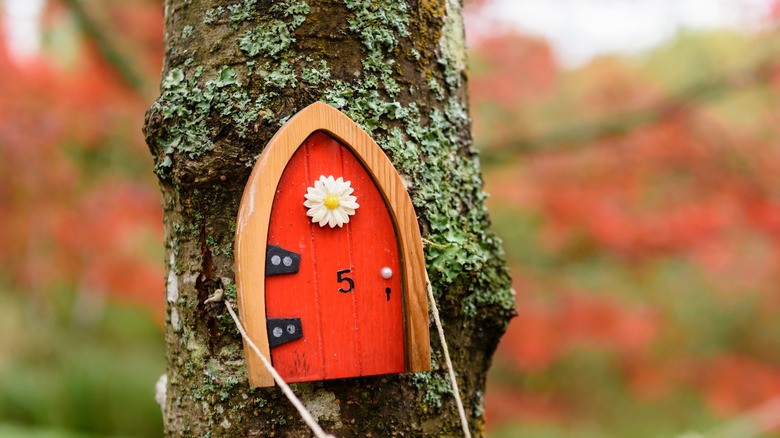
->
<box><xmin>204</xmin><ymin>288</ymin><xmax>224</xmax><ymax>305</ymax></box>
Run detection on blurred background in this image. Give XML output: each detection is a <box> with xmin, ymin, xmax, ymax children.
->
<box><xmin>1</xmin><ymin>0</ymin><xmax>779</xmax><ymax>436</ymax></box>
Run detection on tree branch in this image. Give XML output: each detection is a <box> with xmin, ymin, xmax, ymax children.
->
<box><xmin>480</xmin><ymin>54</ymin><xmax>779</xmax><ymax>166</ymax></box>
<box><xmin>63</xmin><ymin>0</ymin><xmax>147</xmax><ymax>97</ymax></box>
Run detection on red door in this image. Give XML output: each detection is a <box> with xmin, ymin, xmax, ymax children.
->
<box><xmin>265</xmin><ymin>131</ymin><xmax>405</xmax><ymax>383</ymax></box>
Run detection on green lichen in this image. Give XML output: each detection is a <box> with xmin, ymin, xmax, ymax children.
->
<box><xmin>472</xmin><ymin>390</ymin><xmax>485</xmax><ymax>418</ymax></box>
<box><xmin>428</xmin><ymin>77</ymin><xmax>444</xmax><ymax>100</ymax></box>
<box><xmin>204</xmin><ymin>0</ymin><xmax>277</xmax><ymax>27</ymax></box>
<box><xmin>227</xmin><ymin>0</ymin><xmax>256</xmax><ymax>24</ymax></box>
<box><xmin>170</xmin><ymin>222</ymin><xmax>183</xmax><ymax>256</ymax></box>
<box><xmin>237</xmin><ymin>1</ymin><xmax>309</xmax><ymax>59</ymax></box>
<box><xmin>393</xmin><ymin>100</ymin><xmax>513</xmax><ymax>315</ymax></box>
<box><xmin>262</xmin><ymin>60</ymin><xmax>297</xmax><ymax>89</ymax></box>
<box><xmin>272</xmin><ymin>0</ymin><xmax>310</xmax><ymax>28</ymax></box>
<box><xmin>343</xmin><ymin>0</ymin><xmax>408</xmax><ymax>98</ymax></box>
<box><xmin>239</xmin><ymin>20</ymin><xmax>292</xmax><ymax>58</ymax></box>
<box><xmin>183</xmin><ymin>340</ymin><xmax>249</xmax><ymax>428</ymax></box>
<box><xmin>439</xmin><ymin>0</ymin><xmax>467</xmax><ymax>82</ymax></box>
<box><xmin>158</xmin><ymin>0</ymin><xmax>312</xmax><ymax>174</ymax></box>
<box><xmin>216</xmin><ymin>284</ymin><xmax>239</xmax><ymax>335</ymax></box>
<box><xmin>151</xmin><ymin>66</ymin><xmax>259</xmax><ymax>175</ymax></box>
<box><xmin>203</xmin><ymin>6</ymin><xmax>224</xmax><ymax>25</ymax></box>
<box><xmin>301</xmin><ymin>59</ymin><xmax>331</xmax><ymax>86</ymax></box>
<box><xmin>206</xmin><ymin>235</ymin><xmax>232</xmax><ymax>257</ymax></box>
<box><xmin>344</xmin><ymin>0</ymin><xmax>409</xmax><ymax>52</ymax></box>
<box><xmin>186</xmin><ymin>336</ymin><xmax>208</xmax><ymax>368</ymax></box>
<box><xmin>411</xmin><ymin>371</ymin><xmax>452</xmax><ymax>411</ymax></box>
<box><xmin>223</xmin><ymin>283</ymin><xmax>237</xmax><ymax>301</ymax></box>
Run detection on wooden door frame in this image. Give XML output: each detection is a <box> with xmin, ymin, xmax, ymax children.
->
<box><xmin>235</xmin><ymin>102</ymin><xmax>431</xmax><ymax>387</ymax></box>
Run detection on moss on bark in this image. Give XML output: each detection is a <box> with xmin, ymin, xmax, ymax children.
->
<box><xmin>143</xmin><ymin>0</ymin><xmax>514</xmax><ymax>435</ymax></box>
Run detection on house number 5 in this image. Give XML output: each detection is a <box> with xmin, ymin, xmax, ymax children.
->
<box><xmin>337</xmin><ymin>269</ymin><xmax>354</xmax><ymax>293</ymax></box>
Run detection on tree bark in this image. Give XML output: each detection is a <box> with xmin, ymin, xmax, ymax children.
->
<box><xmin>143</xmin><ymin>0</ymin><xmax>514</xmax><ymax>436</ymax></box>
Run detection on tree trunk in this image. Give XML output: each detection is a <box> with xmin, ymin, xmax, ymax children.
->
<box><xmin>143</xmin><ymin>0</ymin><xmax>514</xmax><ymax>436</ymax></box>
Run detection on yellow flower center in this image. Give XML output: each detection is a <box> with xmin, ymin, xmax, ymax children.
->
<box><xmin>323</xmin><ymin>193</ymin><xmax>340</xmax><ymax>210</ymax></box>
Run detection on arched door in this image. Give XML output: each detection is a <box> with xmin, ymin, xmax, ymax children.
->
<box><xmin>264</xmin><ymin>131</ymin><xmax>405</xmax><ymax>383</ymax></box>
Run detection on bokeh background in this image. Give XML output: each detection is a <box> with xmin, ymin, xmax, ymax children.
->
<box><xmin>2</xmin><ymin>0</ymin><xmax>780</xmax><ymax>436</ymax></box>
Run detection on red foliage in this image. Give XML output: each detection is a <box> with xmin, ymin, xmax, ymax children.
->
<box><xmin>498</xmin><ymin>293</ymin><xmax>659</xmax><ymax>372</ymax></box>
<box><xmin>699</xmin><ymin>355</ymin><xmax>780</xmax><ymax>415</ymax></box>
<box><xmin>577</xmin><ymin>58</ymin><xmax>664</xmax><ymax>114</ymax></box>
<box><xmin>54</xmin><ymin>183</ymin><xmax>164</xmax><ymax>317</ymax></box>
<box><xmin>468</xmin><ymin>32</ymin><xmax>560</xmax><ymax>153</ymax></box>
<box><xmin>769</xmin><ymin>0</ymin><xmax>780</xmax><ymax>24</ymax></box>
<box><xmin>0</xmin><ymin>3</ymin><xmax>165</xmax><ymax>322</ymax></box>
<box><xmin>508</xmin><ymin>109</ymin><xmax>780</xmax><ymax>264</ymax></box>
<box><xmin>485</xmin><ymin>390</ymin><xmax>567</xmax><ymax>426</ymax></box>
<box><xmin>473</xmin><ymin>9</ymin><xmax>780</xmax><ymax>430</ymax></box>
<box><xmin>469</xmin><ymin>33</ymin><xmax>558</xmax><ymax>107</ymax></box>
<box><xmin>2</xmin><ymin>0</ymin><xmax>780</xmax><ymax>432</ymax></box>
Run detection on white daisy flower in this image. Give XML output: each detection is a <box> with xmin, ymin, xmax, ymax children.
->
<box><xmin>303</xmin><ymin>175</ymin><xmax>360</xmax><ymax>228</ymax></box>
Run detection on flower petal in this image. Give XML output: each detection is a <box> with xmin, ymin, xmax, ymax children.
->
<box><xmin>318</xmin><ymin>211</ymin><xmax>329</xmax><ymax>227</ymax></box>
<box><xmin>327</xmin><ymin>212</ymin><xmax>338</xmax><ymax>228</ymax></box>
<box><xmin>323</xmin><ymin>175</ymin><xmax>335</xmax><ymax>191</ymax></box>
<box><xmin>334</xmin><ymin>208</ymin><xmax>348</xmax><ymax>224</ymax></box>
<box><xmin>306</xmin><ymin>189</ymin><xmax>325</xmax><ymax>200</ymax></box>
<box><xmin>340</xmin><ymin>200</ymin><xmax>359</xmax><ymax>210</ymax></box>
<box><xmin>309</xmin><ymin>205</ymin><xmax>326</xmax><ymax>221</ymax></box>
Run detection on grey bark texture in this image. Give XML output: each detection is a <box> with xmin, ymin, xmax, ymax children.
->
<box><xmin>143</xmin><ymin>0</ymin><xmax>515</xmax><ymax>436</ymax></box>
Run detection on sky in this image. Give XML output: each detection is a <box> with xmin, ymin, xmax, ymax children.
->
<box><xmin>478</xmin><ymin>0</ymin><xmax>775</xmax><ymax>66</ymax></box>
<box><xmin>2</xmin><ymin>0</ymin><xmax>45</xmax><ymax>60</ymax></box>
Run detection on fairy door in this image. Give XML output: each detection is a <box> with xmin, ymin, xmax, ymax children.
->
<box><xmin>235</xmin><ymin>102</ymin><xmax>430</xmax><ymax>388</ymax></box>
<box><xmin>265</xmin><ymin>131</ymin><xmax>405</xmax><ymax>382</ymax></box>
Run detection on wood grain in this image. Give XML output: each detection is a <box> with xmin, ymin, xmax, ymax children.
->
<box><xmin>235</xmin><ymin>102</ymin><xmax>431</xmax><ymax>387</ymax></box>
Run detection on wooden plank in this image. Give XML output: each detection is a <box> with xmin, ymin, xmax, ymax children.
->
<box><xmin>303</xmin><ymin>133</ymin><xmax>361</xmax><ymax>379</ymax></box>
<box><xmin>340</xmin><ymin>134</ymin><xmax>405</xmax><ymax>376</ymax></box>
<box><xmin>265</xmin><ymin>141</ymin><xmax>323</xmax><ymax>382</ymax></box>
<box><xmin>235</xmin><ymin>102</ymin><xmax>431</xmax><ymax>387</ymax></box>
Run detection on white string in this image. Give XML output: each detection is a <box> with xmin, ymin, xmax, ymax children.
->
<box><xmin>224</xmin><ymin>300</ymin><xmax>335</xmax><ymax>438</ymax></box>
<box><xmin>222</xmin><ymin>276</ymin><xmax>470</xmax><ymax>438</ymax></box>
<box><xmin>426</xmin><ymin>272</ymin><xmax>472</xmax><ymax>438</ymax></box>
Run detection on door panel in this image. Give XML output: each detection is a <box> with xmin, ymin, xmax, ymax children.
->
<box><xmin>265</xmin><ymin>131</ymin><xmax>405</xmax><ymax>382</ymax></box>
